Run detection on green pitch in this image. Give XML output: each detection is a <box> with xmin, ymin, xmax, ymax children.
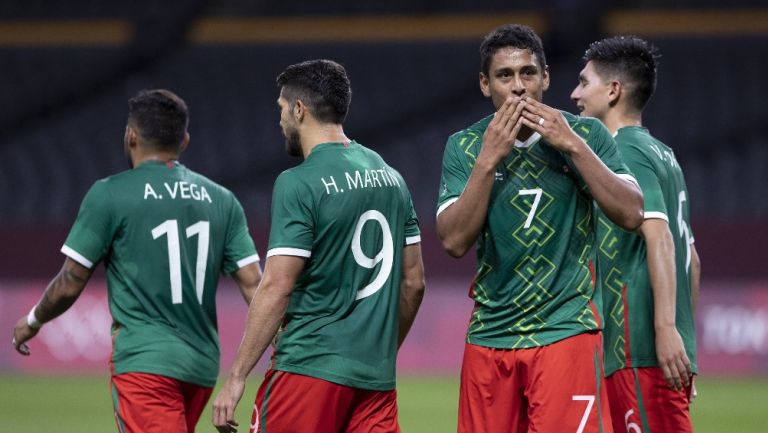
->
<box><xmin>0</xmin><ymin>374</ymin><xmax>766</xmax><ymax>432</ymax></box>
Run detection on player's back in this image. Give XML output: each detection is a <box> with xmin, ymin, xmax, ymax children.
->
<box><xmin>599</xmin><ymin>126</ymin><xmax>696</xmax><ymax>375</ymax></box>
<box><xmin>66</xmin><ymin>160</ymin><xmax>255</xmax><ymax>386</ymax></box>
<box><xmin>267</xmin><ymin>140</ymin><xmax>419</xmax><ymax>391</ymax></box>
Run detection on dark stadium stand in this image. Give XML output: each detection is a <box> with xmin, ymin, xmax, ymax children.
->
<box><xmin>0</xmin><ymin>3</ymin><xmax>766</xmax><ymax>278</ymax></box>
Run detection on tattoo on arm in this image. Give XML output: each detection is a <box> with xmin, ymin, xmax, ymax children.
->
<box><xmin>35</xmin><ymin>260</ymin><xmax>92</xmax><ymax>323</ymax></box>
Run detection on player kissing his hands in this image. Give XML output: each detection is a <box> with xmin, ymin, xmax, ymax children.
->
<box><xmin>478</xmin><ymin>96</ymin><xmax>526</xmax><ymax>166</ymax></box>
<box><xmin>520</xmin><ymin>96</ymin><xmax>583</xmax><ymax>155</ymax></box>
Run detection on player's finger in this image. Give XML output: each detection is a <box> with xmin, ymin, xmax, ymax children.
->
<box><xmin>213</xmin><ymin>402</ymin><xmax>228</xmax><ymax>430</ymax></box>
<box><xmin>676</xmin><ymin>356</ymin><xmax>691</xmax><ymax>387</ymax></box>
<box><xmin>13</xmin><ymin>336</ymin><xmax>30</xmax><ymax>356</ymax></box>
<box><xmin>520</xmin><ymin>117</ymin><xmax>543</xmax><ymax>134</ymax></box>
<box><xmin>503</xmin><ymin>100</ymin><xmax>526</xmax><ymax>135</ymax></box>
<box><xmin>522</xmin><ymin>95</ymin><xmax>551</xmax><ymax>112</ymax></box>
<box><xmin>520</xmin><ymin>109</ymin><xmax>545</xmax><ymax>127</ymax></box>
<box><xmin>667</xmin><ymin>362</ymin><xmax>683</xmax><ymax>390</ymax></box>
<box><xmin>498</xmin><ymin>97</ymin><xmax>520</xmax><ymax>129</ymax></box>
<box><xmin>510</xmin><ymin>114</ymin><xmax>525</xmax><ymax>139</ymax></box>
<box><xmin>494</xmin><ymin>97</ymin><xmax>515</xmax><ymax>120</ymax></box>
<box><xmin>226</xmin><ymin>404</ymin><xmax>238</xmax><ymax>431</ymax></box>
<box><xmin>660</xmin><ymin>363</ymin><xmax>676</xmax><ymax>389</ymax></box>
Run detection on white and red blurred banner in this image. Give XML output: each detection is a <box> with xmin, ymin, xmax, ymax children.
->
<box><xmin>2</xmin><ymin>279</ymin><xmax>767</xmax><ymax>376</ymax></box>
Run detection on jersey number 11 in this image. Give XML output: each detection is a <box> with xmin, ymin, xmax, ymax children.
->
<box><xmin>152</xmin><ymin>220</ymin><xmax>210</xmax><ymax>305</ymax></box>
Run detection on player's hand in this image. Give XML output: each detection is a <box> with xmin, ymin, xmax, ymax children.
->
<box><xmin>519</xmin><ymin>96</ymin><xmax>584</xmax><ymax>155</ymax></box>
<box><xmin>212</xmin><ymin>376</ymin><xmax>246</xmax><ymax>433</ymax></box>
<box><xmin>12</xmin><ymin>316</ymin><xmax>39</xmax><ymax>356</ymax></box>
<box><xmin>689</xmin><ymin>378</ymin><xmax>697</xmax><ymax>404</ymax></box>
<box><xmin>655</xmin><ymin>324</ymin><xmax>692</xmax><ymax>391</ymax></box>
<box><xmin>477</xmin><ymin>96</ymin><xmax>526</xmax><ymax>167</ymax></box>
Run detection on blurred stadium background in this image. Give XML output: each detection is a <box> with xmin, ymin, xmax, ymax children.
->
<box><xmin>1</xmin><ymin>0</ymin><xmax>767</xmax><ymax>432</ymax></box>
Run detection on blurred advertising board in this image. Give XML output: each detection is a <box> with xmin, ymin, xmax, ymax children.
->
<box><xmin>1</xmin><ymin>279</ymin><xmax>767</xmax><ymax>376</ymax></box>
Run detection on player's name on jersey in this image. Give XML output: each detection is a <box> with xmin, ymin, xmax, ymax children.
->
<box><xmin>143</xmin><ymin>181</ymin><xmax>213</xmax><ymax>203</ymax></box>
<box><xmin>649</xmin><ymin>143</ymin><xmax>680</xmax><ymax>169</ymax></box>
<box><xmin>321</xmin><ymin>168</ymin><xmax>401</xmax><ymax>195</ymax></box>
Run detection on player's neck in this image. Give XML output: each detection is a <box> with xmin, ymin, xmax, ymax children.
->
<box><xmin>602</xmin><ymin>109</ymin><xmax>642</xmax><ymax>136</ymax></box>
<box><xmin>301</xmin><ymin>123</ymin><xmax>349</xmax><ymax>158</ymax></box>
<box><xmin>132</xmin><ymin>151</ymin><xmax>180</xmax><ymax>167</ymax></box>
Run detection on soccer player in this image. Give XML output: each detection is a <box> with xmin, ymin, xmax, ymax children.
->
<box><xmin>12</xmin><ymin>89</ymin><xmax>263</xmax><ymax>433</ymax></box>
<box><xmin>436</xmin><ymin>24</ymin><xmax>644</xmax><ymax>433</ymax></box>
<box><xmin>212</xmin><ymin>59</ymin><xmax>425</xmax><ymax>433</ymax></box>
<box><xmin>571</xmin><ymin>36</ymin><xmax>700</xmax><ymax>432</ymax></box>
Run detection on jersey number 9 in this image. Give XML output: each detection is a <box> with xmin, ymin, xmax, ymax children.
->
<box><xmin>351</xmin><ymin>210</ymin><xmax>394</xmax><ymax>301</ymax></box>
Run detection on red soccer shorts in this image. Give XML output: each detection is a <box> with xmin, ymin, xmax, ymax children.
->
<box><xmin>250</xmin><ymin>369</ymin><xmax>400</xmax><ymax>433</ymax></box>
<box><xmin>605</xmin><ymin>367</ymin><xmax>693</xmax><ymax>433</ymax></box>
<box><xmin>110</xmin><ymin>372</ymin><xmax>213</xmax><ymax>433</ymax></box>
<box><xmin>458</xmin><ymin>331</ymin><xmax>613</xmax><ymax>433</ymax></box>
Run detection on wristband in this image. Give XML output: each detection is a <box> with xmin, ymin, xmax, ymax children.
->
<box><xmin>27</xmin><ymin>306</ymin><xmax>42</xmax><ymax>329</ymax></box>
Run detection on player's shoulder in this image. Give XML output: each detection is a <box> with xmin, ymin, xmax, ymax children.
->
<box><xmin>561</xmin><ymin>111</ymin><xmax>609</xmax><ymax>141</ymax></box>
<box><xmin>273</xmin><ymin>165</ymin><xmax>307</xmax><ymax>190</ymax></box>
<box><xmin>447</xmin><ymin>114</ymin><xmax>493</xmax><ymax>145</ymax></box>
<box><xmin>90</xmin><ymin>169</ymin><xmax>132</xmax><ymax>193</ymax></box>
<box><xmin>616</xmin><ymin>127</ymin><xmax>665</xmax><ymax>154</ymax></box>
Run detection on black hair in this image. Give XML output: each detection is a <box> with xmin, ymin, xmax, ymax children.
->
<box><xmin>276</xmin><ymin>59</ymin><xmax>351</xmax><ymax>124</ymax></box>
<box><xmin>480</xmin><ymin>24</ymin><xmax>547</xmax><ymax>76</ymax></box>
<box><xmin>583</xmin><ymin>36</ymin><xmax>661</xmax><ymax>111</ymax></box>
<box><xmin>127</xmin><ymin>89</ymin><xmax>189</xmax><ymax>150</ymax></box>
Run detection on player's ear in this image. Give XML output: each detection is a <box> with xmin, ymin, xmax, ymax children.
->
<box><xmin>608</xmin><ymin>80</ymin><xmax>621</xmax><ymax>106</ymax></box>
<box><xmin>479</xmin><ymin>72</ymin><xmax>491</xmax><ymax>97</ymax></box>
<box><xmin>541</xmin><ymin>65</ymin><xmax>550</xmax><ymax>92</ymax></box>
<box><xmin>294</xmin><ymin>99</ymin><xmax>306</xmax><ymax>122</ymax></box>
<box><xmin>179</xmin><ymin>132</ymin><xmax>190</xmax><ymax>154</ymax></box>
<box><xmin>124</xmin><ymin>125</ymin><xmax>139</xmax><ymax>149</ymax></box>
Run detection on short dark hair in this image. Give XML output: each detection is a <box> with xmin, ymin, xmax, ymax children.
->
<box><xmin>583</xmin><ymin>36</ymin><xmax>660</xmax><ymax>111</ymax></box>
<box><xmin>480</xmin><ymin>24</ymin><xmax>547</xmax><ymax>76</ymax></box>
<box><xmin>128</xmin><ymin>89</ymin><xmax>189</xmax><ymax>150</ymax></box>
<box><xmin>276</xmin><ymin>59</ymin><xmax>351</xmax><ymax>124</ymax></box>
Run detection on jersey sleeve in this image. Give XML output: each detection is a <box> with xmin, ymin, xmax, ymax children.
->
<box><xmin>618</xmin><ymin>142</ymin><xmax>668</xmax><ymax>221</ymax></box>
<box><xmin>436</xmin><ymin>133</ymin><xmax>473</xmax><ymax>217</ymax></box>
<box><xmin>404</xmin><ymin>190</ymin><xmax>421</xmax><ymax>246</ymax></box>
<box><xmin>221</xmin><ymin>194</ymin><xmax>260</xmax><ymax>275</ymax></box>
<box><xmin>61</xmin><ymin>180</ymin><xmax>115</xmax><ymax>269</ymax></box>
<box><xmin>267</xmin><ymin>171</ymin><xmax>314</xmax><ymax>258</ymax></box>
<box><xmin>568</xmin><ymin>118</ymin><xmax>637</xmax><ymax>193</ymax></box>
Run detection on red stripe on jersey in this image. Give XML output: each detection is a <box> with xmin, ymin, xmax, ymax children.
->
<box><xmin>587</xmin><ymin>260</ymin><xmax>601</xmax><ymax>328</ymax></box>
<box><xmin>468</xmin><ymin>275</ymin><xmax>477</xmax><ymax>299</ymax></box>
<box><xmin>621</xmin><ymin>283</ymin><xmax>632</xmax><ymax>367</ymax></box>
<box><xmin>588</xmin><ymin>300</ymin><xmax>601</xmax><ymax>328</ymax></box>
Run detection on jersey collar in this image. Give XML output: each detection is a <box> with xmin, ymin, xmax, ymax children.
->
<box><xmin>514</xmin><ymin>132</ymin><xmax>541</xmax><ymax>148</ymax></box>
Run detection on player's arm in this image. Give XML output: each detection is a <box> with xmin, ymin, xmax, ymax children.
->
<box><xmin>437</xmin><ymin>96</ymin><xmax>526</xmax><ymax>257</ymax></box>
<box><xmin>212</xmin><ymin>255</ymin><xmax>303</xmax><ymax>433</ymax></box>
<box><xmin>689</xmin><ymin>243</ymin><xmax>701</xmax><ymax>401</ymax></box>
<box><xmin>12</xmin><ymin>257</ymin><xmax>93</xmax><ymax>355</ymax></box>
<box><xmin>231</xmin><ymin>262</ymin><xmax>263</xmax><ymax>305</ymax></box>
<box><xmin>640</xmin><ymin>218</ymin><xmax>691</xmax><ymax>390</ymax></box>
<box><xmin>690</xmin><ymin>244</ymin><xmax>701</xmax><ymax>313</ymax></box>
<box><xmin>398</xmin><ymin>243</ymin><xmax>426</xmax><ymax>348</ymax></box>
<box><xmin>520</xmin><ymin>96</ymin><xmax>643</xmax><ymax>231</ymax></box>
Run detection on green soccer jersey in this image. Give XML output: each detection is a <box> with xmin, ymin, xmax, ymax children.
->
<box><xmin>267</xmin><ymin>140</ymin><xmax>420</xmax><ymax>391</ymax></box>
<box><xmin>597</xmin><ymin>126</ymin><xmax>697</xmax><ymax>377</ymax></box>
<box><xmin>437</xmin><ymin>112</ymin><xmax>634</xmax><ymax>349</ymax></box>
<box><xmin>62</xmin><ymin>160</ymin><xmax>259</xmax><ymax>387</ymax></box>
